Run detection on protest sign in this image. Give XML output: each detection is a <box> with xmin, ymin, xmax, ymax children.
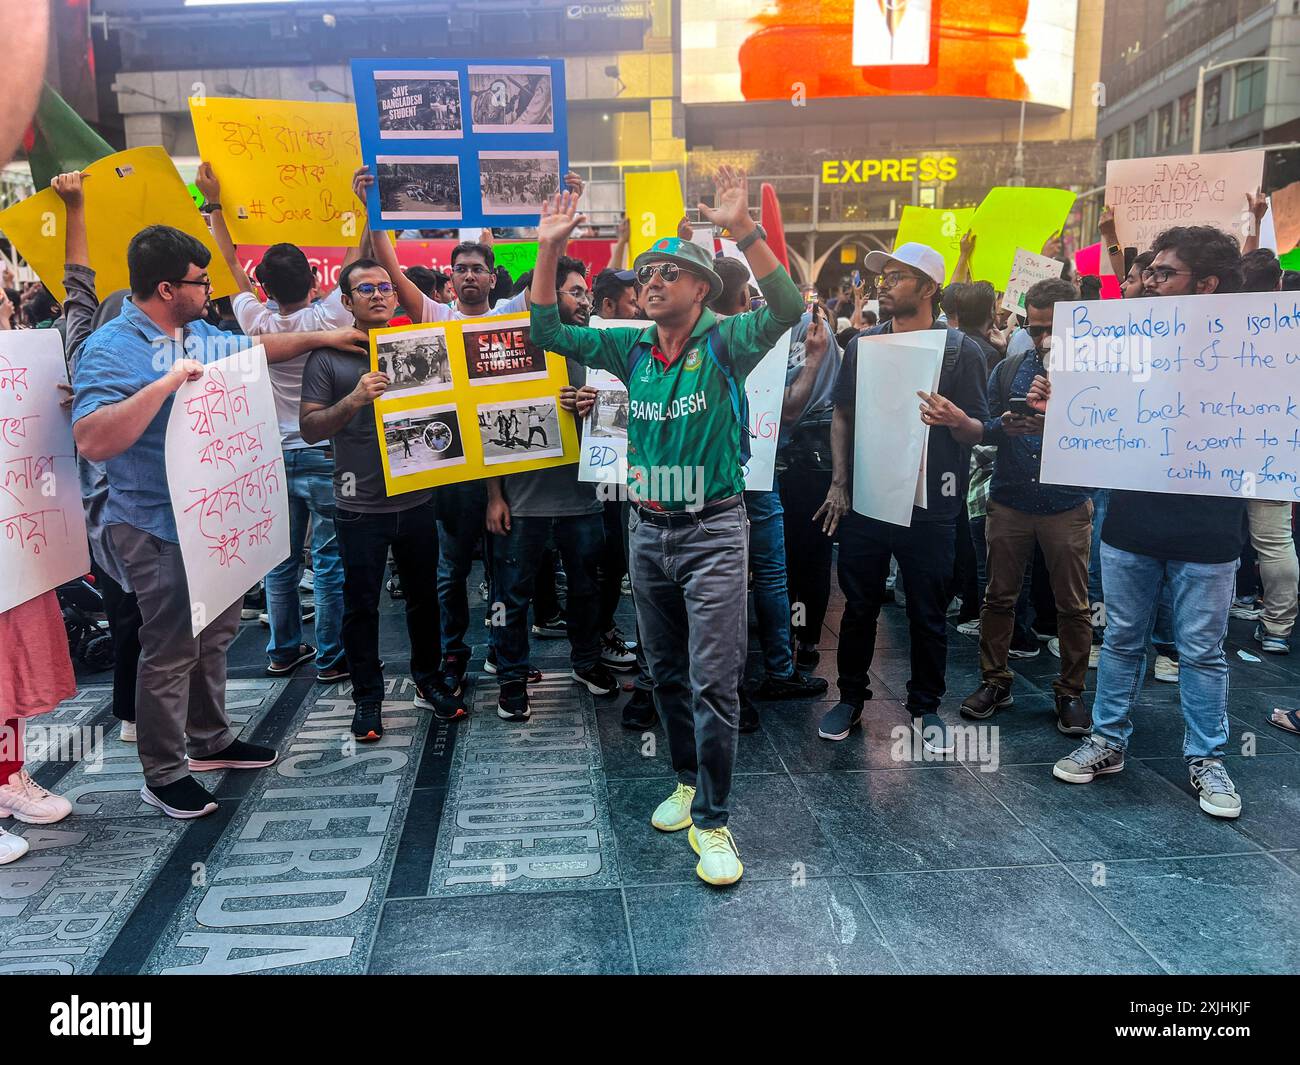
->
<box><xmin>1102</xmin><ymin>150</ymin><xmax>1265</xmax><ymax>272</ymax></box>
<box><xmin>351</xmin><ymin>58</ymin><xmax>569</xmax><ymax>229</ymax></box>
<box><xmin>579</xmin><ymin>367</ymin><xmax>630</xmax><ymax>486</ymax></box>
<box><xmin>189</xmin><ymin>96</ymin><xmax>363</xmax><ymax>246</ymax></box>
<box><xmin>0</xmin><ymin>147</ymin><xmax>238</xmax><ymax>303</ymax></box>
<box><xmin>1002</xmin><ymin>248</ymin><xmax>1064</xmax><ymax>317</ymax></box>
<box><xmin>1074</xmin><ymin>243</ymin><xmax>1122</xmax><ymax>299</ymax></box>
<box><xmin>626</xmin><ymin>171</ymin><xmax>687</xmax><ymax>264</ymax></box>
<box><xmin>373</xmin><ymin>312</ymin><xmax>580</xmax><ymax>493</ymax></box>
<box><xmin>1269</xmin><ymin>180</ymin><xmax>1300</xmax><ymax>255</ymax></box>
<box><xmin>493</xmin><ymin>241</ymin><xmax>539</xmax><ymax>281</ymax></box>
<box><xmin>1039</xmin><ymin>292</ymin><xmax>1300</xmax><ymax>502</ymax></box>
<box><xmin>968</xmin><ymin>187</ymin><xmax>1076</xmax><ymax>292</ymax></box>
<box><xmin>0</xmin><ymin>330</ymin><xmax>90</xmax><ymax>613</ymax></box>
<box><xmin>740</xmin><ymin>329</ymin><xmax>791</xmax><ymax>492</ymax></box>
<box><xmin>851</xmin><ymin>330</ymin><xmax>945</xmax><ymax>527</ymax></box>
<box><xmin>166</xmin><ymin>346</ymin><xmax>289</xmax><ymax>636</ymax></box>
<box><xmin>893</xmin><ymin>205</ymin><xmax>975</xmax><ymax>282</ymax></box>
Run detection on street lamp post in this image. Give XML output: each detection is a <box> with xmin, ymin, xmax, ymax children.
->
<box><xmin>1193</xmin><ymin>55</ymin><xmax>1289</xmax><ymax>154</ymax></box>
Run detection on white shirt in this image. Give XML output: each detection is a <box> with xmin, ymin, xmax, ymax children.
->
<box><xmin>232</xmin><ymin>288</ymin><xmax>353</xmax><ymax>449</ymax></box>
<box><xmin>419</xmin><ymin>289</ymin><xmax>528</xmax><ymax>323</ymax></box>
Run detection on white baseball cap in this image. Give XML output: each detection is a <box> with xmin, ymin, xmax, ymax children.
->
<box><xmin>864</xmin><ymin>242</ymin><xmax>947</xmax><ymax>287</ymax></box>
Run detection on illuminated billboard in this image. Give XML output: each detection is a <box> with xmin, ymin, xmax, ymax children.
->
<box><xmin>682</xmin><ymin>0</ymin><xmax>1079</xmax><ymax>109</ymax></box>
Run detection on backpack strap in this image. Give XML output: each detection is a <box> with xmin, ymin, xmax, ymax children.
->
<box><xmin>700</xmin><ymin>322</ymin><xmax>753</xmax><ymax>463</ymax></box>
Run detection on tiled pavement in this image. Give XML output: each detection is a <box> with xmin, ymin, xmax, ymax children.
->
<box><xmin>3</xmin><ymin>564</ymin><xmax>1297</xmax><ymax>975</ymax></box>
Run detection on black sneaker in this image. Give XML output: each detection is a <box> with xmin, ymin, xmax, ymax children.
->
<box><xmin>188</xmin><ymin>739</ymin><xmax>279</xmax><ymax>772</ymax></box>
<box><xmin>497</xmin><ymin>681</ymin><xmax>531</xmax><ymax>722</ymax></box>
<box><xmin>753</xmin><ymin>670</ymin><xmax>829</xmax><ymax>700</ymax></box>
<box><xmin>572</xmin><ymin>663</ymin><xmax>618</xmax><ymax>696</ymax></box>
<box><xmin>622</xmin><ymin>688</ymin><xmax>657</xmax><ymax>730</ymax></box>
<box><xmin>141</xmin><ymin>775</ymin><xmax>219</xmax><ymax>819</ymax></box>
<box><xmin>1008</xmin><ymin>637</ymin><xmax>1040</xmax><ymax>659</ymax></box>
<box><xmin>795</xmin><ymin>645</ymin><xmax>820</xmax><ymax>672</ymax></box>
<box><xmin>960</xmin><ymin>682</ymin><xmax>1014</xmax><ymax>720</ymax></box>
<box><xmin>532</xmin><ymin>614</ymin><xmax>567</xmax><ymax>638</ymax></box>
<box><xmin>414</xmin><ymin>684</ymin><xmax>467</xmax><ymax>721</ymax></box>
<box><xmin>600</xmin><ymin>627</ymin><xmax>637</xmax><ymax>669</ymax></box>
<box><xmin>441</xmin><ymin>653</ymin><xmax>467</xmax><ymax>697</ymax></box>
<box><xmin>818</xmin><ymin>701</ymin><xmax>863</xmax><ymax>741</ymax></box>
<box><xmin>483</xmin><ymin>650</ymin><xmax>542</xmax><ymax>683</ymax></box>
<box><xmin>738</xmin><ymin>688</ymin><xmax>760</xmax><ymax>733</ymax></box>
<box><xmin>911</xmin><ymin>712</ymin><xmax>955</xmax><ymax>755</ymax></box>
<box><xmin>1055</xmin><ymin>694</ymin><xmax>1092</xmax><ymax>736</ymax></box>
<box><xmin>351</xmin><ymin>702</ymin><xmax>384</xmax><ymax>743</ymax></box>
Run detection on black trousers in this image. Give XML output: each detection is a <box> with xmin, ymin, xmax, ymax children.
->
<box><xmin>597</xmin><ymin>499</ymin><xmax>625</xmax><ymax>634</ymax></box>
<box><xmin>778</xmin><ymin>466</ymin><xmax>834</xmax><ymax>647</ymax></box>
<box><xmin>836</xmin><ymin>512</ymin><xmax>956</xmax><ymax>712</ymax></box>
<box><xmin>93</xmin><ymin>561</ymin><xmax>142</xmax><ymax>723</ymax></box>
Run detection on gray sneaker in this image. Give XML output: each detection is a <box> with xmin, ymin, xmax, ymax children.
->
<box><xmin>912</xmin><ymin>711</ymin><xmax>955</xmax><ymax>755</ymax></box>
<box><xmin>1188</xmin><ymin>758</ymin><xmax>1242</xmax><ymax>819</ymax></box>
<box><xmin>1052</xmin><ymin>737</ymin><xmax>1125</xmax><ymax>783</ymax></box>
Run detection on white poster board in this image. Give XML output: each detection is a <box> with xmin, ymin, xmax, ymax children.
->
<box><xmin>1103</xmin><ymin>150</ymin><xmax>1265</xmax><ymax>273</ymax></box>
<box><xmin>577</xmin><ymin>319</ymin><xmax>790</xmax><ymax>493</ymax></box>
<box><xmin>851</xmin><ymin>330</ymin><xmax>945</xmax><ymax>526</ymax></box>
<box><xmin>1002</xmin><ymin>248</ymin><xmax>1064</xmax><ymax>318</ymax></box>
<box><xmin>0</xmin><ymin>330</ymin><xmax>89</xmax><ymax>613</ymax></box>
<box><xmin>166</xmin><ymin>346</ymin><xmax>289</xmax><ymax>635</ymax></box>
<box><xmin>1040</xmin><ymin>293</ymin><xmax>1300</xmax><ymax>500</ymax></box>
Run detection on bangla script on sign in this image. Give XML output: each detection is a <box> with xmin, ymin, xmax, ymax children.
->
<box><xmin>1040</xmin><ymin>292</ymin><xmax>1300</xmax><ymax>502</ymax></box>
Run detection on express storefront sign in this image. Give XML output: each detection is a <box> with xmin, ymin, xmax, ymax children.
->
<box><xmin>821</xmin><ymin>157</ymin><xmax>958</xmax><ymax>184</ymax></box>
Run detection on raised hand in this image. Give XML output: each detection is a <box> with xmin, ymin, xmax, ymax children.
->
<box><xmin>677</xmin><ymin>215</ymin><xmax>694</xmax><ymax>241</ymax></box>
<box><xmin>564</xmin><ymin>171</ymin><xmax>585</xmax><ymax>199</ymax></box>
<box><xmin>51</xmin><ymin>171</ymin><xmax>86</xmax><ymax>209</ymax></box>
<box><xmin>538</xmin><ymin>190</ymin><xmax>587</xmax><ymax>247</ymax></box>
<box><xmin>698</xmin><ymin>164</ymin><xmax>752</xmax><ymax>236</ymax></box>
<box><xmin>1099</xmin><ymin>204</ymin><xmax>1117</xmax><ymax>243</ymax></box>
<box><xmin>195</xmin><ymin>162</ymin><xmax>220</xmax><ymax>204</ymax></box>
<box><xmin>352</xmin><ymin>165</ymin><xmax>374</xmax><ymax>204</ymax></box>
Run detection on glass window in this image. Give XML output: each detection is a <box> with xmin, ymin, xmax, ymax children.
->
<box><xmin>1203</xmin><ymin>76</ymin><xmax>1222</xmax><ymax>129</ymax></box>
<box><xmin>1115</xmin><ymin>126</ymin><xmax>1131</xmax><ymax>159</ymax></box>
<box><xmin>1177</xmin><ymin>92</ymin><xmax>1195</xmax><ymax>142</ymax></box>
<box><xmin>1133</xmin><ymin>115</ymin><xmax>1149</xmax><ymax>156</ymax></box>
<box><xmin>1157</xmin><ymin>103</ymin><xmax>1174</xmax><ymax>150</ymax></box>
<box><xmin>1234</xmin><ymin>61</ymin><xmax>1267</xmax><ymax>119</ymax></box>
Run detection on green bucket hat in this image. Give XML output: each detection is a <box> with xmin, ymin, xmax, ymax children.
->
<box><xmin>632</xmin><ymin>236</ymin><xmax>724</xmax><ymax>302</ymax></box>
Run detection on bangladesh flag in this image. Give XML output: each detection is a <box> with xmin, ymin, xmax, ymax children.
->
<box><xmin>21</xmin><ymin>83</ymin><xmax>114</xmax><ymax>192</ymax></box>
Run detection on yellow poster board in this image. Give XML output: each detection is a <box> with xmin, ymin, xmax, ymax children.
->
<box><xmin>372</xmin><ymin>312</ymin><xmax>580</xmax><ymax>494</ymax></box>
<box><xmin>625</xmin><ymin>171</ymin><xmax>686</xmax><ymax>264</ymax></box>
<box><xmin>190</xmin><ymin>96</ymin><xmax>363</xmax><ymax>246</ymax></box>
<box><xmin>968</xmin><ymin>187</ymin><xmax>1076</xmax><ymax>291</ymax></box>
<box><xmin>893</xmin><ymin>206</ymin><xmax>975</xmax><ymax>283</ymax></box>
<box><xmin>0</xmin><ymin>146</ymin><xmax>237</xmax><ymax>303</ymax></box>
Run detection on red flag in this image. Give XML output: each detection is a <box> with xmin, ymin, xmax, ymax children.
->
<box><xmin>760</xmin><ymin>182</ymin><xmax>790</xmax><ymax>271</ymax></box>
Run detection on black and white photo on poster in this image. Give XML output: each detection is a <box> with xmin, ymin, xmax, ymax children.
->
<box><xmin>478</xmin><ymin>151</ymin><xmax>561</xmax><ymax>216</ymax></box>
<box><xmin>468</xmin><ymin>65</ymin><xmax>555</xmax><ymax>133</ymax></box>
<box><xmin>375</xmin><ymin>327</ymin><xmax>453</xmax><ymax>398</ymax></box>
<box><xmin>383</xmin><ymin>404</ymin><xmax>467</xmax><ymax>477</ymax></box>
<box><xmin>586</xmin><ymin>386</ymin><xmax>629</xmax><ymax>440</ymax></box>
<box><xmin>477</xmin><ymin>399</ymin><xmax>563</xmax><ymax>465</ymax></box>
<box><xmin>374</xmin><ymin>71</ymin><xmax>463</xmax><ymax>139</ymax></box>
<box><xmin>376</xmin><ymin>156</ymin><xmax>462</xmax><ymax>220</ymax></box>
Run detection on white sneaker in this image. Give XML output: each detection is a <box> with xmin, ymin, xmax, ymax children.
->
<box><xmin>0</xmin><ymin>826</ymin><xmax>29</xmax><ymax>865</ymax></box>
<box><xmin>1153</xmin><ymin>654</ymin><xmax>1180</xmax><ymax>683</ymax></box>
<box><xmin>1088</xmin><ymin>644</ymin><xmax>1101</xmax><ymax>669</ymax></box>
<box><xmin>0</xmin><ymin>770</ymin><xmax>73</xmax><ymax>824</ymax></box>
<box><xmin>120</xmin><ymin>721</ymin><xmax>137</xmax><ymax>743</ymax></box>
<box><xmin>1048</xmin><ymin>637</ymin><xmax>1061</xmax><ymax>659</ymax></box>
<box><xmin>956</xmin><ymin>618</ymin><xmax>980</xmax><ymax>636</ymax></box>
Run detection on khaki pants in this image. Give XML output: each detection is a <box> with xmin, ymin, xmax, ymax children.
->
<box><xmin>110</xmin><ymin>524</ymin><xmax>241</xmax><ymax>788</ymax></box>
<box><xmin>1247</xmin><ymin>500</ymin><xmax>1298</xmax><ymax>638</ymax></box>
<box><xmin>980</xmin><ymin>498</ymin><xmax>1093</xmax><ymax>698</ymax></box>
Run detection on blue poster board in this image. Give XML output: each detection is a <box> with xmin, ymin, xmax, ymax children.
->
<box><xmin>351</xmin><ymin>57</ymin><xmax>569</xmax><ymax>230</ymax></box>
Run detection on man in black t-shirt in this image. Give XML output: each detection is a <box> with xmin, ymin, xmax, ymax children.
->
<box><xmin>1044</xmin><ymin>226</ymin><xmax>1247</xmax><ymax>820</ymax></box>
<box><xmin>813</xmin><ymin>243</ymin><xmax>989</xmax><ymax>753</ymax></box>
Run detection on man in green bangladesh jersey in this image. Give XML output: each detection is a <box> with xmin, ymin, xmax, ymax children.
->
<box><xmin>530</xmin><ymin>166</ymin><xmax>803</xmax><ymax>886</ymax></box>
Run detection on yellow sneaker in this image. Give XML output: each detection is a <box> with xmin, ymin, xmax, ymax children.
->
<box><xmin>691</xmin><ymin>825</ymin><xmax>744</xmax><ymax>886</ymax></box>
<box><xmin>650</xmin><ymin>783</ymin><xmax>695</xmax><ymax>832</ymax></box>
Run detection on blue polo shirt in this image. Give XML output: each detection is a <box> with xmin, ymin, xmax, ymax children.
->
<box><xmin>71</xmin><ymin>299</ymin><xmax>252</xmax><ymax>543</ymax></box>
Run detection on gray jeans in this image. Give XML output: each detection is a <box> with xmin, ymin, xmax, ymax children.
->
<box><xmin>110</xmin><ymin>523</ymin><xmax>242</xmax><ymax>787</ymax></box>
<box><xmin>628</xmin><ymin>500</ymin><xmax>748</xmax><ymax>829</ymax></box>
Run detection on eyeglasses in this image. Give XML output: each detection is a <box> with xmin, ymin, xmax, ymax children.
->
<box><xmin>352</xmin><ymin>282</ymin><xmax>395</xmax><ymax>297</ymax></box>
<box><xmin>452</xmin><ymin>264</ymin><xmax>493</xmax><ymax>276</ymax></box>
<box><xmin>1141</xmin><ymin>267</ymin><xmax>1193</xmax><ymax>284</ymax></box>
<box><xmin>877</xmin><ymin>271</ymin><xmax>922</xmax><ymax>289</ymax></box>
<box><xmin>560</xmin><ymin>286</ymin><xmax>592</xmax><ymax>302</ymax></box>
<box><xmin>636</xmin><ymin>263</ymin><xmax>682</xmax><ymax>285</ymax></box>
<box><xmin>170</xmin><ymin>276</ymin><xmax>212</xmax><ymax>292</ymax></box>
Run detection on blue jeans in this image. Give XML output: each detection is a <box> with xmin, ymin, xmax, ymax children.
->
<box><xmin>1093</xmin><ymin>542</ymin><xmax>1235</xmax><ymax>761</ymax></box>
<box><xmin>1090</xmin><ymin>488</ymin><xmax>1175</xmax><ymax>652</ymax></box>
<box><xmin>491</xmin><ymin>513</ymin><xmax>603</xmax><ymax>684</ymax></box>
<box><xmin>744</xmin><ymin>489</ymin><xmax>794</xmax><ymax>678</ymax></box>
<box><xmin>436</xmin><ymin>481</ymin><xmax>487</xmax><ymax>662</ymax></box>
<box><xmin>265</xmin><ymin>447</ymin><xmax>344</xmax><ymax>669</ymax></box>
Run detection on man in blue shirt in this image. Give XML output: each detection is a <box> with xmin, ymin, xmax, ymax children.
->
<box><xmin>959</xmin><ymin>277</ymin><xmax>1093</xmax><ymax>735</ymax></box>
<box><xmin>73</xmin><ymin>224</ymin><xmax>367</xmax><ymax>820</ymax></box>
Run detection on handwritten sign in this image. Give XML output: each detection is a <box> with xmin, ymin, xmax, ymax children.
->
<box><xmin>1103</xmin><ymin>151</ymin><xmax>1265</xmax><ymax>273</ymax></box>
<box><xmin>1002</xmin><ymin>248</ymin><xmax>1064</xmax><ymax>318</ymax></box>
<box><xmin>578</xmin><ymin>366</ymin><xmax>629</xmax><ymax>486</ymax></box>
<box><xmin>166</xmin><ymin>347</ymin><xmax>288</xmax><ymax>635</ymax></box>
<box><xmin>740</xmin><ymin>329</ymin><xmax>791</xmax><ymax>492</ymax></box>
<box><xmin>851</xmin><ymin>330</ymin><xmax>945</xmax><ymax>527</ymax></box>
<box><xmin>0</xmin><ymin>330</ymin><xmax>90</xmax><ymax>613</ymax></box>
<box><xmin>1040</xmin><ymin>292</ymin><xmax>1300</xmax><ymax>501</ymax></box>
<box><xmin>190</xmin><ymin>96</ymin><xmax>363</xmax><ymax>246</ymax></box>
<box><xmin>894</xmin><ymin>206</ymin><xmax>975</xmax><ymax>283</ymax></box>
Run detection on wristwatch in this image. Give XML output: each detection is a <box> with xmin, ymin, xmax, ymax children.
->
<box><xmin>1106</xmin><ymin>242</ymin><xmax>1121</xmax><ymax>257</ymax></box>
<box><xmin>735</xmin><ymin>224</ymin><xmax>767</xmax><ymax>252</ymax></box>
<box><xmin>202</xmin><ymin>202</ymin><xmax>223</xmax><ymax>214</ymax></box>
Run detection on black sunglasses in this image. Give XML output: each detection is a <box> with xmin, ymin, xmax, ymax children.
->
<box><xmin>636</xmin><ymin>263</ymin><xmax>682</xmax><ymax>285</ymax></box>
